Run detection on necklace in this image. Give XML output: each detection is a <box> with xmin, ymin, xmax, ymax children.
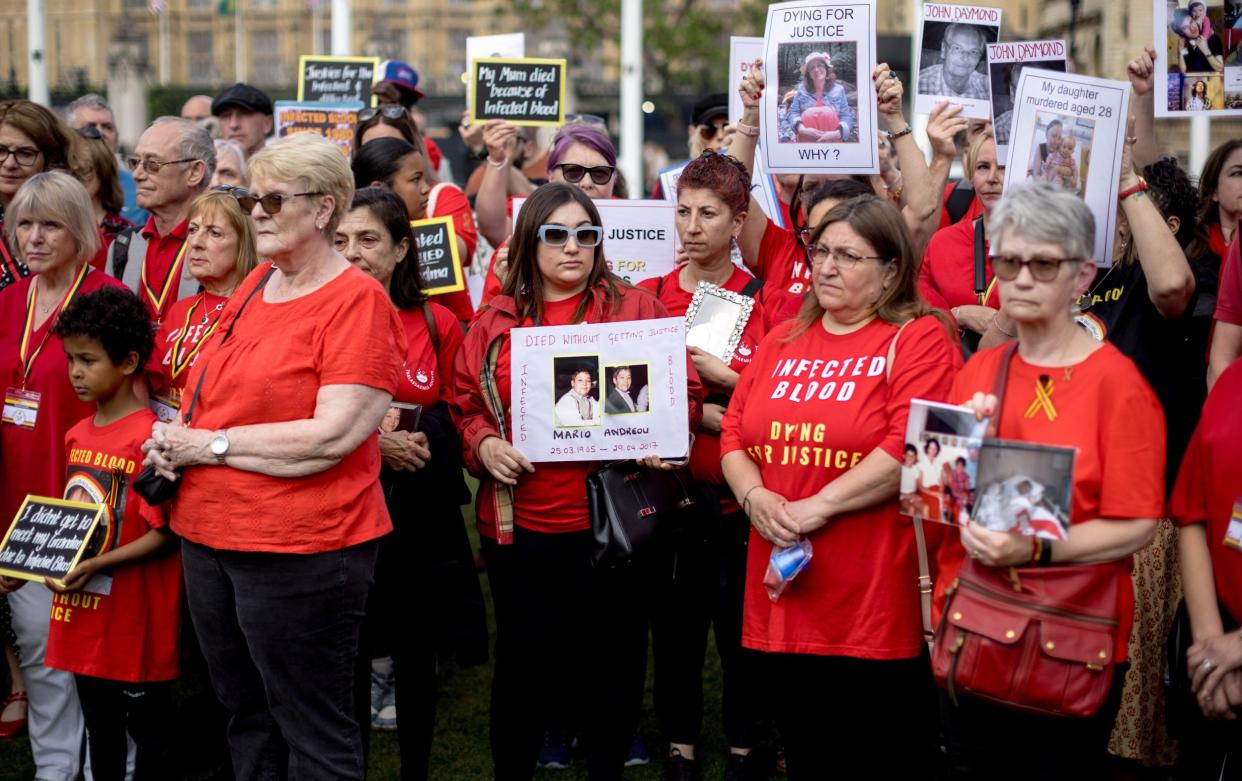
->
<box><xmin>1077</xmin><ymin>263</ymin><xmax>1118</xmax><ymax>312</ymax></box>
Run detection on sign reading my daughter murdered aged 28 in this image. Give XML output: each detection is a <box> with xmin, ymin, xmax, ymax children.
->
<box><xmin>470</xmin><ymin>57</ymin><xmax>567</xmax><ymax>126</ymax></box>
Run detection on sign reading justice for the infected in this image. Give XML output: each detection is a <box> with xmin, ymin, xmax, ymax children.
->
<box><xmin>0</xmin><ymin>496</ymin><xmax>103</xmax><ymax>585</ymax></box>
<box><xmin>470</xmin><ymin>58</ymin><xmax>567</xmax><ymax>127</ymax></box>
<box><xmin>512</xmin><ymin>198</ymin><xmax>677</xmax><ymax>284</ymax></box>
<box><xmin>410</xmin><ymin>216</ymin><xmax>465</xmax><ymax>296</ymax></box>
<box><xmin>509</xmin><ymin>318</ymin><xmax>691</xmax><ymax>463</ymax></box>
<box><xmin>297</xmin><ymin>55</ymin><xmax>380</xmax><ymax>105</ymax></box>
<box><xmin>761</xmin><ymin>0</ymin><xmax>879</xmax><ymax>175</ymax></box>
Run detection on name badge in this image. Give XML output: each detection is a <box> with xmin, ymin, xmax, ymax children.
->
<box><xmin>1224</xmin><ymin>499</ymin><xmax>1242</xmax><ymax>551</ymax></box>
<box><xmin>2</xmin><ymin>387</ymin><xmax>40</xmax><ymax>429</ymax></box>
<box><xmin>150</xmin><ymin>391</ymin><xmax>181</xmax><ymax>424</ymax></box>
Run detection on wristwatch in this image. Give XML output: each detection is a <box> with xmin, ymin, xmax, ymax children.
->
<box><xmin>209</xmin><ymin>430</ymin><xmax>230</xmax><ymax>464</ymax></box>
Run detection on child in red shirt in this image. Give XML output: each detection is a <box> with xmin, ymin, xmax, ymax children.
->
<box><xmin>48</xmin><ymin>286</ymin><xmax>180</xmax><ymax>781</ymax></box>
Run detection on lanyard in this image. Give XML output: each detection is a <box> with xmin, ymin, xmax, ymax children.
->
<box><xmin>139</xmin><ymin>237</ymin><xmax>188</xmax><ymax>320</ymax></box>
<box><xmin>978</xmin><ymin>276</ymin><xmax>999</xmax><ymax>308</ymax></box>
<box><xmin>168</xmin><ymin>295</ymin><xmax>223</xmax><ymax>382</ymax></box>
<box><xmin>18</xmin><ymin>262</ymin><xmax>89</xmax><ymax>386</ymax></box>
<box><xmin>0</xmin><ymin>228</ymin><xmax>29</xmax><ymax>288</ymax></box>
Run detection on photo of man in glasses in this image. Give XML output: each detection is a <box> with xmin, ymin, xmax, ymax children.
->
<box><xmin>918</xmin><ymin>22</ymin><xmax>993</xmax><ymax>102</ymax></box>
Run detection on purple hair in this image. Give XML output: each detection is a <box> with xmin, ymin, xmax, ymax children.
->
<box><xmin>547</xmin><ymin>124</ymin><xmax>617</xmax><ymax>169</ymax></box>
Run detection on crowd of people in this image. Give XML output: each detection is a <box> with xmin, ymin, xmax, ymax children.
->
<box><xmin>0</xmin><ymin>37</ymin><xmax>1238</xmax><ymax>781</ymax></box>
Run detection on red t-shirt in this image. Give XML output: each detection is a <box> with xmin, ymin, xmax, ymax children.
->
<box><xmin>934</xmin><ymin>343</ymin><xmax>1167</xmax><ymax>662</ymax></box>
<box><xmin>0</xmin><ymin>270</ymin><xmax>125</xmax><ymax>534</ymax></box>
<box><xmin>137</xmin><ymin>217</ymin><xmax>190</xmax><ymax>324</ymax></box>
<box><xmin>168</xmin><ymin>263</ymin><xmax>406</xmax><ymax>553</ymax></box>
<box><xmin>1170</xmin><ymin>359</ymin><xmax>1242</xmax><ymax>622</ymax></box>
<box><xmin>753</xmin><ymin>220</ymin><xmax>810</xmax><ymax>331</ymax></box>
<box><xmin>428</xmin><ymin>183</ymin><xmax>478</xmax><ymax>324</ymax></box>
<box><xmin>720</xmin><ymin>315</ymin><xmax>962</xmax><ymax>659</ymax></box>
<box><xmin>46</xmin><ymin>409</ymin><xmax>182</xmax><ymax>683</ymax></box>
<box><xmin>394</xmin><ymin>302</ymin><xmax>463</xmax><ymax>408</ymax></box>
<box><xmin>1215</xmin><ymin>231</ymin><xmax>1241</xmax><ymax>326</ymax></box>
<box><xmin>920</xmin><ymin>217</ymin><xmax>999</xmax><ymax>313</ymax></box>
<box><xmin>639</xmin><ymin>267</ymin><xmax>766</xmax><ymax>488</ymax></box>
<box><xmin>149</xmin><ymin>291</ymin><xmax>230</xmax><ymax>400</ymax></box>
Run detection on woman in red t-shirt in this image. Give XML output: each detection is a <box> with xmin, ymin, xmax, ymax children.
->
<box><xmin>637</xmin><ymin>151</ymin><xmax>766</xmax><ymax>776</ymax></box>
<box><xmin>920</xmin><ymin>129</ymin><xmax>1006</xmax><ymax>348</ymax></box>
<box><xmin>140</xmin><ymin>135</ymin><xmax>405</xmax><ymax>780</ymax></box>
<box><xmin>73</xmin><ymin>128</ymin><xmax>134</xmax><ymax>272</ymax></box>
<box><xmin>148</xmin><ymin>189</ymin><xmax>257</xmax><ymax>418</ymax></box>
<box><xmin>1169</xmin><ymin>358</ymin><xmax>1242</xmax><ymax>774</ymax></box>
<box><xmin>336</xmin><ymin>187</ymin><xmax>485</xmax><ymax>778</ymax></box>
<box><xmin>935</xmin><ymin>183</ymin><xmax>1164</xmax><ymax>778</ymax></box>
<box><xmin>453</xmin><ymin>182</ymin><xmax>703</xmax><ymax>778</ymax></box>
<box><xmin>720</xmin><ymin>195</ymin><xmax>961</xmax><ymax>778</ymax></box>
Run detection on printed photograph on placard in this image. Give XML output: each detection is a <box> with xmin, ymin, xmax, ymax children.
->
<box><xmin>901</xmin><ymin>399</ymin><xmax>988</xmax><ymax>525</ymax></box>
<box><xmin>918</xmin><ymin>22</ymin><xmax>996</xmax><ymax>102</ymax></box>
<box><xmin>379</xmin><ymin>402</ymin><xmax>422</xmax><ymax>434</ymax></box>
<box><xmin>603</xmin><ymin>364</ymin><xmax>650</xmax><ymax>416</ymax></box>
<box><xmin>989</xmin><ymin>56</ymin><xmax>1067</xmax><ymax>148</ymax></box>
<box><xmin>775</xmin><ymin>42</ymin><xmax>859</xmax><ymax>143</ymax></box>
<box><xmin>1157</xmin><ymin>0</ymin><xmax>1242</xmax><ymax>113</ymax></box>
<box><xmin>1023</xmin><ymin>111</ymin><xmax>1095</xmax><ymax>199</ymax></box>
<box><xmin>973</xmin><ymin>440</ymin><xmax>1076</xmax><ymax>541</ymax></box>
<box><xmin>552</xmin><ymin>355</ymin><xmax>602</xmax><ymax>428</ymax></box>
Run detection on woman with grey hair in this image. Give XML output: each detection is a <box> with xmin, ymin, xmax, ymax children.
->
<box><xmin>933</xmin><ymin>181</ymin><xmax>1164</xmax><ymax>777</ymax></box>
<box><xmin>211</xmin><ymin>139</ymin><xmax>248</xmax><ymax>189</ymax></box>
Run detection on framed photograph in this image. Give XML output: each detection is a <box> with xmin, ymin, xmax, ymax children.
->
<box><xmin>901</xmin><ymin>399</ymin><xmax>988</xmax><ymax>524</ymax></box>
<box><xmin>380</xmin><ymin>402</ymin><xmax>422</xmax><ymax>434</ymax></box>
<box><xmin>685</xmin><ymin>282</ymin><xmax>756</xmax><ymax>365</ymax></box>
<box><xmin>973</xmin><ymin>439</ymin><xmax>1076</xmax><ymax>541</ymax></box>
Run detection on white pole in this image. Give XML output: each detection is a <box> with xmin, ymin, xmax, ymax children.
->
<box><xmin>331</xmin><ymin>0</ymin><xmax>351</xmax><ymax>57</ymax></box>
<box><xmin>234</xmin><ymin>3</ymin><xmax>244</xmax><ymax>82</ymax></box>
<box><xmin>619</xmin><ymin>0</ymin><xmax>643</xmax><ymax>199</ymax></box>
<box><xmin>311</xmin><ymin>3</ymin><xmax>322</xmax><ymax>56</ymax></box>
<box><xmin>1189</xmin><ymin>115</ymin><xmax>1211</xmax><ymax>179</ymax></box>
<box><xmin>159</xmin><ymin>11</ymin><xmax>170</xmax><ymax>85</ymax></box>
<box><xmin>26</xmin><ymin>0</ymin><xmax>49</xmax><ymax>106</ymax></box>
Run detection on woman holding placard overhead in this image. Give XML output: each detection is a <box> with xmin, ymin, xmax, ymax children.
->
<box><xmin>453</xmin><ymin>181</ymin><xmax>702</xmax><ymax>780</ymax></box>
<box><xmin>636</xmin><ymin>150</ymin><xmax>767</xmax><ymax>779</ymax></box>
<box><xmin>933</xmin><ymin>182</ymin><xmax>1162</xmax><ymax>778</ymax></box>
<box><xmin>720</xmin><ymin>193</ymin><xmax>960</xmax><ymax>778</ymax></box>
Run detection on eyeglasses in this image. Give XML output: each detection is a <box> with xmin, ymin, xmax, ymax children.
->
<box><xmin>806</xmin><ymin>244</ymin><xmax>888</xmax><ymax>269</ymax></box>
<box><xmin>127</xmin><ymin>156</ymin><xmax>198</xmax><ymax>174</ymax></box>
<box><xmin>989</xmin><ymin>255</ymin><xmax>1077</xmax><ymax>282</ymax></box>
<box><xmin>357</xmin><ymin>105</ymin><xmax>407</xmax><ymax>123</ymax></box>
<box><xmin>76</xmin><ymin>126</ymin><xmax>104</xmax><ymax>141</ymax></box>
<box><xmin>0</xmin><ymin>146</ymin><xmax>40</xmax><ymax>167</ymax></box>
<box><xmin>234</xmin><ymin>189</ymin><xmax>321</xmax><ymax>215</ymax></box>
<box><xmin>555</xmin><ymin>163</ymin><xmax>615</xmax><ymax>185</ymax></box>
<box><xmin>698</xmin><ymin>121</ymin><xmax>729</xmax><ymax>141</ymax></box>
<box><xmin>537</xmin><ymin>224</ymin><xmax>603</xmax><ymax>247</ymax></box>
<box><xmin>946</xmin><ymin>44</ymin><xmax>984</xmax><ymax>60</ymax></box>
<box><xmin>565</xmin><ymin>113</ymin><xmax>608</xmax><ymax>128</ymax></box>
<box><xmin>211</xmin><ymin>184</ymin><xmax>240</xmax><ymax>194</ymax></box>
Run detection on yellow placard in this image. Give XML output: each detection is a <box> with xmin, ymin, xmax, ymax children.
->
<box><xmin>469</xmin><ymin>57</ymin><xmax>567</xmax><ymax>127</ymax></box>
<box><xmin>0</xmin><ymin>495</ymin><xmax>104</xmax><ymax>585</ymax></box>
<box><xmin>297</xmin><ymin>55</ymin><xmax>381</xmax><ymax>106</ymax></box>
<box><xmin>410</xmin><ymin>216</ymin><xmax>465</xmax><ymax>296</ymax></box>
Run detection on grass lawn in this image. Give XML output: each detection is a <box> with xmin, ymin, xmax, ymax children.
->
<box><xmin>1</xmin><ymin>475</ymin><xmax>779</xmax><ymax>780</ymax></box>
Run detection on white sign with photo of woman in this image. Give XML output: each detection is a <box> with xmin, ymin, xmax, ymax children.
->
<box><xmin>1153</xmin><ymin>0</ymin><xmax>1242</xmax><ymax>116</ymax></box>
<box><xmin>761</xmin><ymin>0</ymin><xmax>879</xmax><ymax>174</ymax></box>
<box><xmin>509</xmin><ymin>318</ymin><xmax>690</xmax><ymax>463</ymax></box>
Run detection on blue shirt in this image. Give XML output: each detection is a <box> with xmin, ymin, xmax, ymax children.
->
<box><xmin>119</xmin><ymin>168</ymin><xmax>150</xmax><ymax>227</ymax></box>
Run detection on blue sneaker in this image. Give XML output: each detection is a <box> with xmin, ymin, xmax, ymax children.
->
<box><xmin>625</xmin><ymin>734</ymin><xmax>650</xmax><ymax>767</ymax></box>
<box><xmin>536</xmin><ymin>731</ymin><xmax>571</xmax><ymax>770</ymax></box>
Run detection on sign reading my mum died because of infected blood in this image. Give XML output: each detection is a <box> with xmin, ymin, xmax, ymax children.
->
<box><xmin>297</xmin><ymin>55</ymin><xmax>380</xmax><ymax>105</ymax></box>
<box><xmin>511</xmin><ymin>198</ymin><xmax>677</xmax><ymax>283</ymax></box>
<box><xmin>509</xmin><ymin>318</ymin><xmax>690</xmax><ymax>463</ymax></box>
<box><xmin>762</xmin><ymin>0</ymin><xmax>879</xmax><ymax>174</ymax></box>
<box><xmin>914</xmin><ymin>4</ymin><xmax>1003</xmax><ymax>120</ymax></box>
<box><xmin>470</xmin><ymin>58</ymin><xmax>567</xmax><ymax>126</ymax></box>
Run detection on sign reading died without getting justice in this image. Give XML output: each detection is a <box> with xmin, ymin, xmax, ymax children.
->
<box><xmin>410</xmin><ymin>217</ymin><xmax>465</xmax><ymax>296</ymax></box>
<box><xmin>470</xmin><ymin>58</ymin><xmax>567</xmax><ymax>126</ymax></box>
<box><xmin>0</xmin><ymin>496</ymin><xmax>104</xmax><ymax>584</ymax></box>
<box><xmin>297</xmin><ymin>55</ymin><xmax>380</xmax><ymax>105</ymax></box>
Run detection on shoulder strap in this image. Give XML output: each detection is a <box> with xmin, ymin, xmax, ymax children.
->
<box><xmin>656</xmin><ymin>275</ymin><xmax>665</xmax><ymax>298</ymax></box>
<box><xmin>107</xmin><ymin>227</ymin><xmax>136</xmax><ymax>280</ymax></box>
<box><xmin>421</xmin><ymin>301</ymin><xmax>440</xmax><ymax>352</ymax></box>
<box><xmin>740</xmin><ymin>277</ymin><xmax>764</xmax><ymax>299</ymax></box>
<box><xmin>973</xmin><ymin>218</ymin><xmax>988</xmax><ymax>301</ymax></box>
<box><xmin>183</xmin><ymin>267</ymin><xmax>275</xmax><ymax>426</ymax></box>
<box><xmin>945</xmin><ymin>179</ymin><xmax>975</xmax><ymax>224</ymax></box>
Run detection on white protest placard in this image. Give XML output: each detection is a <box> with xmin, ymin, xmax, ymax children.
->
<box><xmin>466</xmin><ymin>33</ymin><xmax>526</xmax><ymax>112</ymax></box>
<box><xmin>512</xmin><ymin>198</ymin><xmax>676</xmax><ymax>283</ymax></box>
<box><xmin>1004</xmin><ymin>69</ymin><xmax>1129</xmax><ymax>267</ymax></box>
<box><xmin>761</xmin><ymin>0</ymin><xmax>879</xmax><ymax>174</ymax></box>
<box><xmin>729</xmin><ymin>36</ymin><xmax>765</xmax><ymax>124</ymax></box>
<box><xmin>986</xmin><ymin>41</ymin><xmax>1068</xmax><ymax>165</ymax></box>
<box><xmin>915</xmin><ymin>4</ymin><xmax>1002</xmax><ymax>120</ymax></box>
<box><xmin>657</xmin><ymin>153</ymin><xmax>786</xmax><ymax>230</ymax></box>
<box><xmin>1153</xmin><ymin>3</ymin><xmax>1242</xmax><ymax>117</ymax></box>
<box><xmin>509</xmin><ymin>318</ymin><xmax>690</xmax><ymax>463</ymax></box>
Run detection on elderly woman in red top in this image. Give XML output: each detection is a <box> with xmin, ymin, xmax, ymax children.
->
<box><xmin>140</xmin><ymin>134</ymin><xmax>405</xmax><ymax>781</ymax></box>
<box><xmin>454</xmin><ymin>182</ymin><xmax>702</xmax><ymax>780</ymax></box>
<box><xmin>720</xmin><ymin>194</ymin><xmax>961</xmax><ymax>778</ymax></box>
<box><xmin>935</xmin><ymin>182</ymin><xmax>1163</xmax><ymax>777</ymax></box>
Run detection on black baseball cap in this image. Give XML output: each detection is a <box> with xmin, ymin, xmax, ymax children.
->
<box><xmin>691</xmin><ymin>93</ymin><xmax>729</xmax><ymax>127</ymax></box>
<box><xmin>212</xmin><ymin>83</ymin><xmax>274</xmax><ymax>116</ymax></box>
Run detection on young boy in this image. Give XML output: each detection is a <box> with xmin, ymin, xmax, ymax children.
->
<box><xmin>46</xmin><ymin>286</ymin><xmax>181</xmax><ymax>781</ymax></box>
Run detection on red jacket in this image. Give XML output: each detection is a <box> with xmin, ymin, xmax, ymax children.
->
<box><xmin>452</xmin><ymin>282</ymin><xmax>705</xmax><ymax>543</ymax></box>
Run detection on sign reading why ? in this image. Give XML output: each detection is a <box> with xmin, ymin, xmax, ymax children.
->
<box><xmin>470</xmin><ymin>58</ymin><xmax>567</xmax><ymax>126</ymax></box>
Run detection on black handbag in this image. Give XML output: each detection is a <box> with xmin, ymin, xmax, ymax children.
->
<box><xmin>134</xmin><ymin>267</ymin><xmax>274</xmax><ymax>505</ymax></box>
<box><xmin>587</xmin><ymin>460</ymin><xmax>701</xmax><ymax>568</ymax></box>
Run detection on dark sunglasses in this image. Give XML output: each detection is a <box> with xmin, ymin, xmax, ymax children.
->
<box><xmin>989</xmin><ymin>254</ymin><xmax>1078</xmax><ymax>282</ymax></box>
<box><xmin>357</xmin><ymin>105</ymin><xmax>407</xmax><ymax>123</ymax></box>
<box><xmin>234</xmin><ymin>189</ymin><xmax>321</xmax><ymax>215</ymax></box>
<box><xmin>698</xmin><ymin>121</ymin><xmax>729</xmax><ymax>141</ymax></box>
<box><xmin>555</xmin><ymin>163</ymin><xmax>615</xmax><ymax>186</ymax></box>
<box><xmin>565</xmin><ymin>113</ymin><xmax>607</xmax><ymax>128</ymax></box>
<box><xmin>538</xmin><ymin>224</ymin><xmax>603</xmax><ymax>247</ymax></box>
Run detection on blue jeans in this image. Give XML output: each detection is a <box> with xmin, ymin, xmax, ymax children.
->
<box><xmin>181</xmin><ymin>538</ymin><xmax>379</xmax><ymax>781</ymax></box>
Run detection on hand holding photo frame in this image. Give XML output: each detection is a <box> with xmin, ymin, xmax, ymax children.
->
<box><xmin>684</xmin><ymin>282</ymin><xmax>756</xmax><ymax>365</ymax></box>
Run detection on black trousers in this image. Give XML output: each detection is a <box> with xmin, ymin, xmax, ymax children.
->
<box><xmin>651</xmin><ymin>506</ymin><xmax>762</xmax><ymax>749</ymax></box>
<box><xmin>763</xmin><ymin>651</ymin><xmax>939</xmax><ymax>780</ymax></box>
<box><xmin>74</xmin><ymin>674</ymin><xmax>175</xmax><ymax>781</ymax></box>
<box><xmin>482</xmin><ymin>527</ymin><xmax>643</xmax><ymax>781</ymax></box>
